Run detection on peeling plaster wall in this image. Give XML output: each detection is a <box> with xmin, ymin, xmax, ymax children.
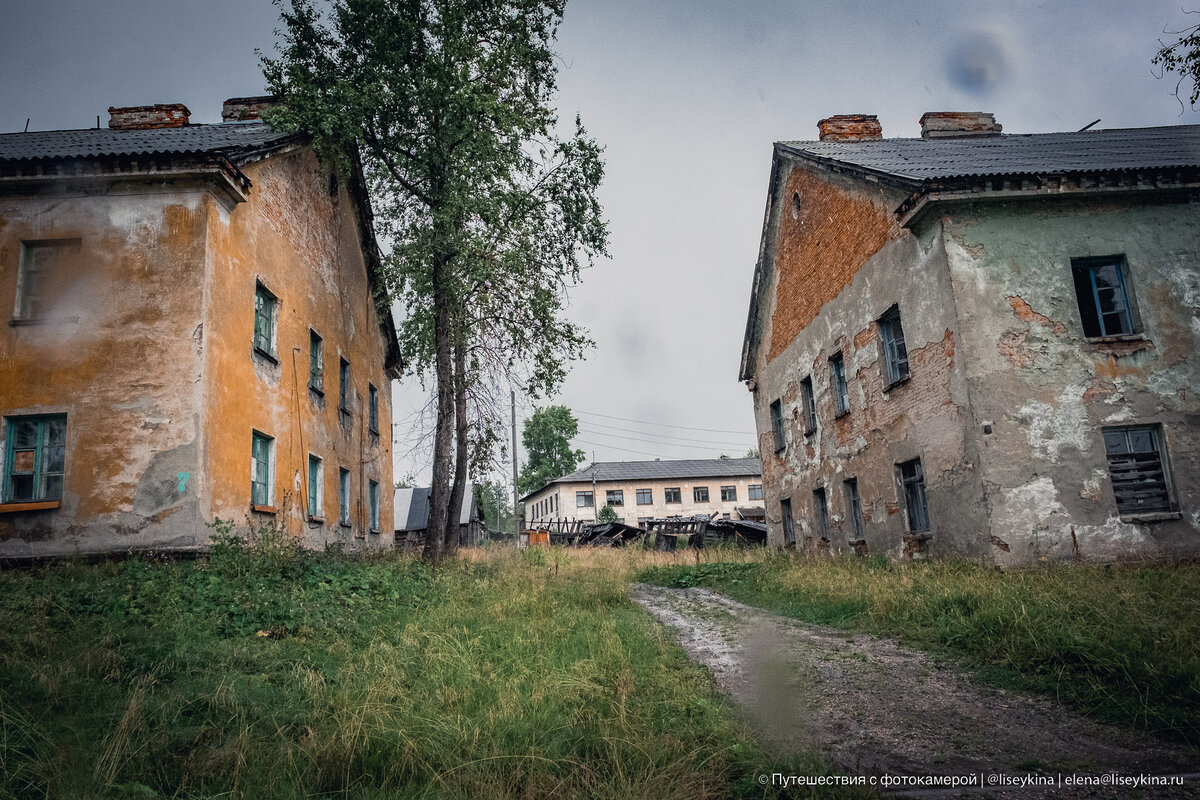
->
<box><xmin>751</xmin><ymin>162</ymin><xmax>988</xmax><ymax>559</ymax></box>
<box><xmin>943</xmin><ymin>196</ymin><xmax>1200</xmax><ymax>564</ymax></box>
<box><xmin>203</xmin><ymin>149</ymin><xmax>393</xmax><ymax>552</ymax></box>
<box><xmin>0</xmin><ymin>185</ymin><xmax>210</xmax><ymax>556</ymax></box>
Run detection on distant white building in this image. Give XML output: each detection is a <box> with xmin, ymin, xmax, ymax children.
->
<box><xmin>521</xmin><ymin>458</ymin><xmax>765</xmax><ymax>529</ymax></box>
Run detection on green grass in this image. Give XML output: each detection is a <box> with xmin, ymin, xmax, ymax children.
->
<box><xmin>0</xmin><ymin>537</ymin><xmax>848</xmax><ymax>799</ymax></box>
<box><xmin>638</xmin><ymin>555</ymin><xmax>1200</xmax><ymax>744</ymax></box>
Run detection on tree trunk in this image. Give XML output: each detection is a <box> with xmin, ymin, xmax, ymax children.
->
<box><xmin>424</xmin><ymin>264</ymin><xmax>455</xmax><ymax>563</ymax></box>
<box><xmin>444</xmin><ymin>338</ymin><xmax>469</xmax><ymax>557</ymax></box>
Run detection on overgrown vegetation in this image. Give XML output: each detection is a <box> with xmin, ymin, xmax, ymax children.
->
<box><xmin>0</xmin><ymin>539</ymin><xmax>840</xmax><ymax>799</ymax></box>
<box><xmin>639</xmin><ymin>555</ymin><xmax>1200</xmax><ymax>744</ymax></box>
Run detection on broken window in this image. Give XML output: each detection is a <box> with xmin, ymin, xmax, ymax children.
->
<box><xmin>368</xmin><ymin>383</ymin><xmax>379</xmax><ymax>433</ymax></box>
<box><xmin>813</xmin><ymin>487</ymin><xmax>829</xmax><ymax>539</ymax></box>
<box><xmin>780</xmin><ymin>497</ymin><xmax>796</xmax><ymax>546</ymax></box>
<box><xmin>878</xmin><ymin>305</ymin><xmax>909</xmax><ymax>386</ymax></box>
<box><xmin>4</xmin><ymin>415</ymin><xmax>66</xmax><ymax>503</ymax></box>
<box><xmin>831</xmin><ymin>352</ymin><xmax>849</xmax><ymax>415</ymax></box>
<box><xmin>339</xmin><ymin>468</ymin><xmax>351</xmax><ymax>525</ymax></box>
<box><xmin>606</xmin><ymin>489</ymin><xmax>624</xmax><ymax>506</ymax></box>
<box><xmin>636</xmin><ymin>488</ymin><xmax>653</xmax><ymax>504</ymax></box>
<box><xmin>309</xmin><ymin>330</ymin><xmax>324</xmax><ymax>393</ymax></box>
<box><xmin>369</xmin><ymin>479</ymin><xmax>380</xmax><ymax>532</ymax></box>
<box><xmin>339</xmin><ymin>358</ymin><xmax>351</xmax><ymax>414</ymax></box>
<box><xmin>664</xmin><ymin>487</ymin><xmax>681</xmax><ymax>504</ymax></box>
<box><xmin>16</xmin><ymin>239</ymin><xmax>79</xmax><ymax>322</ymax></box>
<box><xmin>844</xmin><ymin>478</ymin><xmax>864</xmax><ymax>542</ymax></box>
<box><xmin>770</xmin><ymin>399</ymin><xmax>785</xmax><ymax>452</ymax></box>
<box><xmin>748</xmin><ymin>484</ymin><xmax>763</xmax><ymax>501</ymax></box>
<box><xmin>720</xmin><ymin>485</ymin><xmax>737</xmax><ymax>502</ymax></box>
<box><xmin>1072</xmin><ymin>256</ymin><xmax>1137</xmax><ymax>338</ymax></box>
<box><xmin>576</xmin><ymin>490</ymin><xmax>594</xmax><ymax>508</ymax></box>
<box><xmin>307</xmin><ymin>454</ymin><xmax>323</xmax><ymax>518</ymax></box>
<box><xmin>898</xmin><ymin>459</ymin><xmax>930</xmax><ymax>532</ymax></box>
<box><xmin>800</xmin><ymin>377</ymin><xmax>817</xmax><ymax>434</ymax></box>
<box><xmin>251</xmin><ymin>431</ymin><xmax>274</xmax><ymax>507</ymax></box>
<box><xmin>693</xmin><ymin>486</ymin><xmax>709</xmax><ymax>502</ymax></box>
<box><xmin>1102</xmin><ymin>425</ymin><xmax>1175</xmax><ymax>516</ymax></box>
<box><xmin>254</xmin><ymin>282</ymin><xmax>277</xmax><ymax>356</ymax></box>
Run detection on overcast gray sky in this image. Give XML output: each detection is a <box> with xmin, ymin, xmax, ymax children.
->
<box><xmin>3</xmin><ymin>0</ymin><xmax>1197</xmax><ymax>485</ymax></box>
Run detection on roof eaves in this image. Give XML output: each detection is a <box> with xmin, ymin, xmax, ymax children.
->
<box><xmin>773</xmin><ymin>141</ymin><xmax>925</xmax><ymax>190</ymax></box>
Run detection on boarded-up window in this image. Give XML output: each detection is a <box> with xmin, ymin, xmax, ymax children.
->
<box><xmin>1102</xmin><ymin>425</ymin><xmax>1174</xmax><ymax>516</ymax></box>
<box><xmin>17</xmin><ymin>240</ymin><xmax>80</xmax><ymax>321</ymax></box>
<box><xmin>780</xmin><ymin>497</ymin><xmax>795</xmax><ymax>546</ymax></box>
<box><xmin>898</xmin><ymin>458</ymin><xmax>930</xmax><ymax>532</ymax></box>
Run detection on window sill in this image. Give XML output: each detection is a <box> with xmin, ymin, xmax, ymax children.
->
<box><xmin>369</xmin><ymin>427</ymin><xmax>380</xmax><ymax>437</ymax></box>
<box><xmin>0</xmin><ymin>500</ymin><xmax>60</xmax><ymax>513</ymax></box>
<box><xmin>309</xmin><ymin>385</ymin><xmax>324</xmax><ymax>398</ymax></box>
<box><xmin>834</xmin><ymin>409</ymin><xmax>850</xmax><ymax>420</ymax></box>
<box><xmin>369</xmin><ymin>528</ymin><xmax>381</xmax><ymax>535</ymax></box>
<box><xmin>803</xmin><ymin>428</ymin><xmax>817</xmax><ymax>438</ymax></box>
<box><xmin>1120</xmin><ymin>511</ymin><xmax>1181</xmax><ymax>523</ymax></box>
<box><xmin>1084</xmin><ymin>333</ymin><xmax>1146</xmax><ymax>344</ymax></box>
<box><xmin>847</xmin><ymin>538</ymin><xmax>866</xmax><ymax>546</ymax></box>
<box><xmin>339</xmin><ymin>521</ymin><xmax>352</xmax><ymax>529</ymax></box>
<box><xmin>11</xmin><ymin>316</ymin><xmax>79</xmax><ymax>327</ymax></box>
<box><xmin>904</xmin><ymin>530</ymin><xmax>932</xmax><ymax>541</ymax></box>
<box><xmin>882</xmin><ymin>375</ymin><xmax>911</xmax><ymax>392</ymax></box>
<box><xmin>307</xmin><ymin>515</ymin><xmax>325</xmax><ymax>524</ymax></box>
<box><xmin>253</xmin><ymin>347</ymin><xmax>279</xmax><ymax>365</ymax></box>
<box><xmin>251</xmin><ymin>504</ymin><xmax>277</xmax><ymax>515</ymax></box>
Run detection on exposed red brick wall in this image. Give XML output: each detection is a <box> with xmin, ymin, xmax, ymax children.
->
<box><xmin>768</xmin><ymin>168</ymin><xmax>896</xmax><ymax>362</ymax></box>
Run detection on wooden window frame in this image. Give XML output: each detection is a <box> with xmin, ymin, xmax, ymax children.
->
<box><xmin>636</xmin><ymin>488</ymin><xmax>653</xmax><ymax>505</ymax></box>
<box><xmin>3</xmin><ymin>415</ymin><xmax>67</xmax><ymax>504</ymax></box>
<box><xmin>251</xmin><ymin>431</ymin><xmax>274</xmax><ymax>508</ymax></box>
<box><xmin>309</xmin><ymin>330</ymin><xmax>324</xmax><ymax>394</ymax></box>
<box><xmin>897</xmin><ymin>459</ymin><xmax>930</xmax><ymax>533</ymax></box>
<box><xmin>878</xmin><ymin>305</ymin><xmax>910</xmax><ymax>387</ymax></box>
<box><xmin>1102</xmin><ymin>424</ymin><xmax>1177</xmax><ymax>518</ymax></box>
<box><xmin>830</xmin><ymin>351</ymin><xmax>850</xmax><ymax>416</ymax></box>
<box><xmin>1072</xmin><ymin>255</ymin><xmax>1140</xmax><ymax>339</ymax></box>
<box><xmin>664</xmin><ymin>487</ymin><xmax>682</xmax><ymax>504</ymax></box>
<box><xmin>253</xmin><ymin>282</ymin><xmax>278</xmax><ymax>359</ymax></box>
<box><xmin>720</xmin><ymin>485</ymin><xmax>737</xmax><ymax>502</ymax></box>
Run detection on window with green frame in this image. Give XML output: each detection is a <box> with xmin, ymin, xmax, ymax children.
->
<box><xmin>368</xmin><ymin>383</ymin><xmax>379</xmax><ymax>432</ymax></box>
<box><xmin>253</xmin><ymin>282</ymin><xmax>277</xmax><ymax>356</ymax></box>
<box><xmin>309</xmin><ymin>330</ymin><xmax>323</xmax><ymax>393</ymax></box>
<box><xmin>339</xmin><ymin>468</ymin><xmax>351</xmax><ymax>525</ymax></box>
<box><xmin>4</xmin><ymin>415</ymin><xmax>66</xmax><ymax>503</ymax></box>
<box><xmin>307</xmin><ymin>454</ymin><xmax>323</xmax><ymax>518</ymax></box>
<box><xmin>251</xmin><ymin>431</ymin><xmax>274</xmax><ymax>506</ymax></box>
<box><xmin>369</xmin><ymin>479</ymin><xmax>380</xmax><ymax>531</ymax></box>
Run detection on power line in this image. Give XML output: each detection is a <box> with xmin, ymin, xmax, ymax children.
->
<box><xmin>573</xmin><ymin>438</ymin><xmax>728</xmax><ymax>459</ymax></box>
<box><xmin>577</xmin><ymin>419</ymin><xmax>756</xmax><ymax>447</ymax></box>
<box><xmin>575</xmin><ymin>408</ymin><xmax>757</xmax><ymax>436</ymax></box>
<box><xmin>576</xmin><ymin>425</ymin><xmax>753</xmax><ymax>451</ymax></box>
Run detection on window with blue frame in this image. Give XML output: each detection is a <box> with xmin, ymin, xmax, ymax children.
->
<box><xmin>831</xmin><ymin>351</ymin><xmax>850</xmax><ymax>415</ymax></box>
<box><xmin>4</xmin><ymin>415</ymin><xmax>66</xmax><ymax>503</ymax></box>
<box><xmin>307</xmin><ymin>454</ymin><xmax>323</xmax><ymax>518</ymax></box>
<box><xmin>1072</xmin><ymin>256</ymin><xmax>1138</xmax><ymax>337</ymax></box>
<box><xmin>251</xmin><ymin>431</ymin><xmax>274</xmax><ymax>506</ymax></box>
<box><xmin>339</xmin><ymin>468</ymin><xmax>351</xmax><ymax>525</ymax></box>
<box><xmin>253</xmin><ymin>282</ymin><xmax>277</xmax><ymax>356</ymax></box>
<box><xmin>878</xmin><ymin>305</ymin><xmax>909</xmax><ymax>386</ymax></box>
<box><xmin>309</xmin><ymin>330</ymin><xmax>324</xmax><ymax>393</ymax></box>
<box><xmin>369</xmin><ymin>479</ymin><xmax>380</xmax><ymax>531</ymax></box>
<box><xmin>339</xmin><ymin>358</ymin><xmax>351</xmax><ymax>413</ymax></box>
<box><xmin>368</xmin><ymin>383</ymin><xmax>379</xmax><ymax>432</ymax></box>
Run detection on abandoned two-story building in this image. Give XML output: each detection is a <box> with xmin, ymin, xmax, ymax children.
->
<box><xmin>0</xmin><ymin>100</ymin><xmax>402</xmax><ymax>558</ymax></box>
<box><xmin>740</xmin><ymin>112</ymin><xmax>1199</xmax><ymax>564</ymax></box>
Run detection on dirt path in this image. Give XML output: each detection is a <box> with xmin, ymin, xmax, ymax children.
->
<box><xmin>630</xmin><ymin>583</ymin><xmax>1200</xmax><ymax>797</ymax></box>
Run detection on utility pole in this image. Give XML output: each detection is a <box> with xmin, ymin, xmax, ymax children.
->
<box><xmin>511</xmin><ymin>388</ymin><xmax>519</xmax><ymax>544</ymax></box>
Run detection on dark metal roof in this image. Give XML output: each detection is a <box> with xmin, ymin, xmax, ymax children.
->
<box><xmin>777</xmin><ymin>125</ymin><xmax>1200</xmax><ymax>183</ymax></box>
<box><xmin>539</xmin><ymin>458</ymin><xmax>763</xmax><ymax>491</ymax></box>
<box><xmin>0</xmin><ymin>122</ymin><xmax>296</xmax><ymax>163</ymax></box>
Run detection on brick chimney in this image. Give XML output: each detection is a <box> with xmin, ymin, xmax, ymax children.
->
<box><xmin>817</xmin><ymin>114</ymin><xmax>883</xmax><ymax>142</ymax></box>
<box><xmin>108</xmin><ymin>104</ymin><xmax>191</xmax><ymax>130</ymax></box>
<box><xmin>919</xmin><ymin>111</ymin><xmax>1001</xmax><ymax>139</ymax></box>
<box><xmin>221</xmin><ymin>95</ymin><xmax>280</xmax><ymax>122</ymax></box>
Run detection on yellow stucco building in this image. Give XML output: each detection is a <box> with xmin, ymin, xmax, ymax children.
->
<box><xmin>0</xmin><ymin>99</ymin><xmax>401</xmax><ymax>558</ymax></box>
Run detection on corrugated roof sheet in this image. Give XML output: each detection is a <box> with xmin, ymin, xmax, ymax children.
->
<box><xmin>547</xmin><ymin>458</ymin><xmax>763</xmax><ymax>487</ymax></box>
<box><xmin>778</xmin><ymin>125</ymin><xmax>1200</xmax><ymax>183</ymax></box>
<box><xmin>0</xmin><ymin>122</ymin><xmax>295</xmax><ymax>162</ymax></box>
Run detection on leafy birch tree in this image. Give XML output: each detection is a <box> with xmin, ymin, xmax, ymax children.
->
<box><xmin>263</xmin><ymin>0</ymin><xmax>607</xmax><ymax>561</ymax></box>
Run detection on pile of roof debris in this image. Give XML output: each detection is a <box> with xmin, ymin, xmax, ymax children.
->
<box><xmin>523</xmin><ymin>516</ymin><xmax>767</xmax><ymax>549</ymax></box>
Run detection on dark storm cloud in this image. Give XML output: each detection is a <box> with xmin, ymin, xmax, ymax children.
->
<box><xmin>945</xmin><ymin>29</ymin><xmax>1012</xmax><ymax>96</ymax></box>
